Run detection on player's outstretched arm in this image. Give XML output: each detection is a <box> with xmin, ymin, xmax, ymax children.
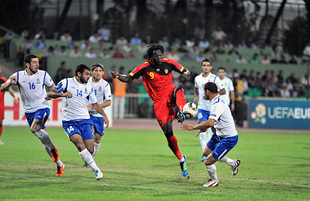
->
<box><xmin>111</xmin><ymin>71</ymin><xmax>133</xmax><ymax>83</ymax></box>
<box><xmin>180</xmin><ymin>119</ymin><xmax>215</xmax><ymax>131</ymax></box>
<box><xmin>93</xmin><ymin>102</ymin><xmax>109</xmax><ymax>128</ymax></box>
<box><xmin>180</xmin><ymin>68</ymin><xmax>190</xmax><ymax>82</ymax></box>
<box><xmin>8</xmin><ymin>87</ymin><xmax>18</xmax><ymax>103</ymax></box>
<box><xmin>46</xmin><ymin>89</ymin><xmax>72</xmax><ymax>99</ymax></box>
<box><xmin>0</xmin><ymin>75</ymin><xmax>16</xmax><ymax>92</ymax></box>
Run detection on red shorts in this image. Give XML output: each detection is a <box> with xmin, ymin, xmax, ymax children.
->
<box><xmin>153</xmin><ymin>87</ymin><xmax>177</xmax><ymax>128</ymax></box>
<box><xmin>0</xmin><ymin>107</ymin><xmax>4</xmax><ymax>120</ymax></box>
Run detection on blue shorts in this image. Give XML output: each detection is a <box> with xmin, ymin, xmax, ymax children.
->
<box><xmin>90</xmin><ymin>116</ymin><xmax>104</xmax><ymax>136</ymax></box>
<box><xmin>197</xmin><ymin>109</ymin><xmax>210</xmax><ymax>123</ymax></box>
<box><xmin>25</xmin><ymin>108</ymin><xmax>50</xmax><ymax>129</ymax></box>
<box><xmin>62</xmin><ymin>119</ymin><xmax>94</xmax><ymax>140</ymax></box>
<box><xmin>207</xmin><ymin>133</ymin><xmax>238</xmax><ymax>160</ymax></box>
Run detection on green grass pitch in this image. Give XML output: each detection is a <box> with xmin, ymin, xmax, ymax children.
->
<box><xmin>0</xmin><ymin>127</ymin><xmax>309</xmax><ymax>200</ymax></box>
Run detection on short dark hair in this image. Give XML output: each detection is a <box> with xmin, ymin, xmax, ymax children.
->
<box><xmin>75</xmin><ymin>64</ymin><xmax>90</xmax><ymax>76</ymax></box>
<box><xmin>146</xmin><ymin>44</ymin><xmax>164</xmax><ymax>60</ymax></box>
<box><xmin>201</xmin><ymin>58</ymin><xmax>212</xmax><ymax>66</ymax></box>
<box><xmin>204</xmin><ymin>82</ymin><xmax>218</xmax><ymax>94</ymax></box>
<box><xmin>24</xmin><ymin>54</ymin><xmax>38</xmax><ymax>64</ymax></box>
<box><xmin>217</xmin><ymin>66</ymin><xmax>226</xmax><ymax>72</ymax></box>
<box><xmin>92</xmin><ymin>63</ymin><xmax>104</xmax><ymax>71</ymax></box>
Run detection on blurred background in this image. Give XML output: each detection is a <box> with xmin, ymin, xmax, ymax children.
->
<box><xmin>0</xmin><ymin>0</ymin><xmax>310</xmax><ymax>129</ymax></box>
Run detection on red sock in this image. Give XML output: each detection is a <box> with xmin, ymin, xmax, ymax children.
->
<box><xmin>176</xmin><ymin>89</ymin><xmax>187</xmax><ymax>111</ymax></box>
<box><xmin>167</xmin><ymin>135</ymin><xmax>183</xmax><ymax>160</ymax></box>
<box><xmin>0</xmin><ymin>125</ymin><xmax>3</xmax><ymax>138</ymax></box>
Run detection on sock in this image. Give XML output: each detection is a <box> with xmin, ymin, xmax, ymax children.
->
<box><xmin>206</xmin><ymin>164</ymin><xmax>218</xmax><ymax>180</ymax></box>
<box><xmin>79</xmin><ymin>148</ymin><xmax>99</xmax><ymax>171</ymax></box>
<box><xmin>43</xmin><ymin>144</ymin><xmax>52</xmax><ymax>158</ymax></box>
<box><xmin>56</xmin><ymin>159</ymin><xmax>63</xmax><ymax>167</ymax></box>
<box><xmin>206</xmin><ymin>128</ymin><xmax>213</xmax><ymax>142</ymax></box>
<box><xmin>218</xmin><ymin>156</ymin><xmax>236</xmax><ymax>167</ymax></box>
<box><xmin>199</xmin><ymin>131</ymin><xmax>207</xmax><ymax>151</ymax></box>
<box><xmin>175</xmin><ymin>89</ymin><xmax>187</xmax><ymax>111</ymax></box>
<box><xmin>179</xmin><ymin>157</ymin><xmax>184</xmax><ymax>163</ymax></box>
<box><xmin>35</xmin><ymin>129</ymin><xmax>55</xmax><ymax>150</ymax></box>
<box><xmin>167</xmin><ymin>135</ymin><xmax>183</xmax><ymax>160</ymax></box>
<box><xmin>92</xmin><ymin>142</ymin><xmax>101</xmax><ymax>157</ymax></box>
<box><xmin>0</xmin><ymin>125</ymin><xmax>3</xmax><ymax>138</ymax></box>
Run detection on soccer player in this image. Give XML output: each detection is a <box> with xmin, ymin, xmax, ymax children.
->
<box><xmin>0</xmin><ymin>54</ymin><xmax>64</xmax><ymax>176</ymax></box>
<box><xmin>0</xmin><ymin>66</ymin><xmax>18</xmax><ymax>144</ymax></box>
<box><xmin>181</xmin><ymin>82</ymin><xmax>241</xmax><ymax>187</ymax></box>
<box><xmin>111</xmin><ymin>44</ymin><xmax>190</xmax><ymax>177</ymax></box>
<box><xmin>88</xmin><ymin>63</ymin><xmax>111</xmax><ymax>158</ymax></box>
<box><xmin>46</xmin><ymin>64</ymin><xmax>109</xmax><ymax>180</ymax></box>
<box><xmin>194</xmin><ymin>58</ymin><xmax>226</xmax><ymax>162</ymax></box>
<box><xmin>217</xmin><ymin>67</ymin><xmax>235</xmax><ymax>111</ymax></box>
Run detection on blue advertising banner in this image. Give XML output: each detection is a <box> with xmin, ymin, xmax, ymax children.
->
<box><xmin>248</xmin><ymin>99</ymin><xmax>310</xmax><ymax>130</ymax></box>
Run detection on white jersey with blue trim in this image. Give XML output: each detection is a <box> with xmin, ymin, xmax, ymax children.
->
<box><xmin>7</xmin><ymin>69</ymin><xmax>53</xmax><ymax>113</ymax></box>
<box><xmin>220</xmin><ymin>76</ymin><xmax>234</xmax><ymax>105</ymax></box>
<box><xmin>55</xmin><ymin>77</ymin><xmax>97</xmax><ymax>121</ymax></box>
<box><xmin>209</xmin><ymin>94</ymin><xmax>238</xmax><ymax>137</ymax></box>
<box><xmin>195</xmin><ymin>73</ymin><xmax>224</xmax><ymax>111</ymax></box>
<box><xmin>88</xmin><ymin>77</ymin><xmax>112</xmax><ymax>117</ymax></box>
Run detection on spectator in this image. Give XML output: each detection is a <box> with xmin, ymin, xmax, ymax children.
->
<box><xmin>122</xmin><ymin>43</ymin><xmax>133</xmax><ymax>53</ymax></box>
<box><xmin>113</xmin><ymin>66</ymin><xmax>127</xmax><ymax>119</ymax></box>
<box><xmin>287</xmin><ymin>72</ymin><xmax>298</xmax><ymax>84</ymax></box>
<box><xmin>216</xmin><ymin>45</ymin><xmax>225</xmax><ymax>55</ymax></box>
<box><xmin>35</xmin><ymin>37</ymin><xmax>47</xmax><ymax>48</ymax></box>
<box><xmin>55</xmin><ymin>45</ymin><xmax>68</xmax><ymax>57</ymax></box>
<box><xmin>116</xmin><ymin>34</ymin><xmax>128</xmax><ymax>45</ymax></box>
<box><xmin>137</xmin><ymin>42</ymin><xmax>147</xmax><ymax>53</ymax></box>
<box><xmin>177</xmin><ymin>42</ymin><xmax>188</xmax><ymax>53</ymax></box>
<box><xmin>80</xmin><ymin>39</ymin><xmax>92</xmax><ymax>50</ymax></box>
<box><xmin>261</xmin><ymin>54</ymin><xmax>270</xmax><ymax>64</ymax></box>
<box><xmin>159</xmin><ymin>36</ymin><xmax>169</xmax><ymax>47</ymax></box>
<box><xmin>238</xmin><ymin>40</ymin><xmax>247</xmax><ymax>49</ymax></box>
<box><xmin>144</xmin><ymin>34</ymin><xmax>154</xmax><ymax>44</ymax></box>
<box><xmin>98</xmin><ymin>23</ymin><xmax>111</xmax><ymax>41</ymax></box>
<box><xmin>212</xmin><ymin>26</ymin><xmax>226</xmax><ymax>43</ymax></box>
<box><xmin>112</xmin><ymin>48</ymin><xmax>124</xmax><ymax>58</ymax></box>
<box><xmin>126</xmin><ymin>49</ymin><xmax>137</xmax><ymax>59</ymax></box>
<box><xmin>69</xmin><ymin>46</ymin><xmax>82</xmax><ymax>58</ymax></box>
<box><xmin>251</xmin><ymin>41</ymin><xmax>259</xmax><ymax>49</ymax></box>
<box><xmin>55</xmin><ymin>61</ymin><xmax>68</xmax><ymax>83</ymax></box>
<box><xmin>172</xmin><ymin>38</ymin><xmax>181</xmax><ymax>47</ymax></box>
<box><xmin>109</xmin><ymin>42</ymin><xmax>117</xmax><ymax>51</ymax></box>
<box><xmin>51</xmin><ymin>30</ymin><xmax>59</xmax><ymax>40</ymax></box>
<box><xmin>196</xmin><ymin>52</ymin><xmax>205</xmax><ymax>62</ymax></box>
<box><xmin>247</xmin><ymin>70</ymin><xmax>256</xmax><ymax>88</ymax></box>
<box><xmin>278</xmin><ymin>55</ymin><xmax>288</xmax><ymax>64</ymax></box>
<box><xmin>85</xmin><ymin>48</ymin><xmax>97</xmax><ymax>58</ymax></box>
<box><xmin>211</xmin><ymin>52</ymin><xmax>222</xmax><ymax>62</ymax></box>
<box><xmin>289</xmin><ymin>55</ymin><xmax>298</xmax><ymax>64</ymax></box>
<box><xmin>167</xmin><ymin>48</ymin><xmax>180</xmax><ymax>61</ymax></box>
<box><xmin>235</xmin><ymin>54</ymin><xmax>247</xmax><ymax>64</ymax></box>
<box><xmin>249</xmin><ymin>53</ymin><xmax>260</xmax><ymax>64</ymax></box>
<box><xmin>277</xmin><ymin>70</ymin><xmax>284</xmax><ymax>85</ymax></box>
<box><xmin>228</xmin><ymin>46</ymin><xmax>239</xmax><ymax>56</ymax></box>
<box><xmin>130</xmin><ymin>32</ymin><xmax>142</xmax><ymax>45</ymax></box>
<box><xmin>190</xmin><ymin>45</ymin><xmax>200</xmax><ymax>55</ymax></box>
<box><xmin>181</xmin><ymin>51</ymin><xmax>194</xmax><ymax>61</ymax></box>
<box><xmin>42</xmin><ymin>46</ymin><xmax>55</xmax><ymax>57</ymax></box>
<box><xmin>194</xmin><ymin>24</ymin><xmax>205</xmax><ymax>40</ymax></box>
<box><xmin>301</xmin><ymin>74</ymin><xmax>309</xmax><ymax>86</ymax></box>
<box><xmin>60</xmin><ymin>30</ymin><xmax>72</xmax><ymax>42</ymax></box>
<box><xmin>89</xmin><ymin>32</ymin><xmax>101</xmax><ymax>43</ymax></box>
<box><xmin>198</xmin><ymin>38</ymin><xmax>210</xmax><ymax>48</ymax></box>
<box><xmin>203</xmin><ymin>44</ymin><xmax>214</xmax><ymax>54</ymax></box>
<box><xmin>34</xmin><ymin>29</ymin><xmax>45</xmax><ymax>40</ymax></box>
<box><xmin>264</xmin><ymin>83</ymin><xmax>276</xmax><ymax>97</ymax></box>
<box><xmin>97</xmin><ymin>39</ymin><xmax>105</xmax><ymax>51</ymax></box>
<box><xmin>270</xmin><ymin>45</ymin><xmax>280</xmax><ymax>58</ymax></box>
<box><xmin>21</xmin><ymin>29</ymin><xmax>29</xmax><ymax>39</ymax></box>
<box><xmin>224</xmin><ymin>40</ymin><xmax>234</xmax><ymax>49</ymax></box>
<box><xmin>185</xmin><ymin>37</ymin><xmax>195</xmax><ymax>48</ymax></box>
<box><xmin>138</xmin><ymin>98</ymin><xmax>152</xmax><ymax>118</ymax></box>
<box><xmin>99</xmin><ymin>48</ymin><xmax>111</xmax><ymax>59</ymax></box>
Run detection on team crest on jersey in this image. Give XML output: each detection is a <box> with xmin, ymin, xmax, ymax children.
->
<box><xmin>84</xmin><ymin>88</ymin><xmax>88</xmax><ymax>94</ymax></box>
<box><xmin>156</xmin><ymin>68</ymin><xmax>160</xmax><ymax>72</ymax></box>
<box><xmin>98</xmin><ymin>86</ymin><xmax>102</xmax><ymax>92</ymax></box>
<box><xmin>36</xmin><ymin>78</ymin><xmax>40</xmax><ymax>84</ymax></box>
<box><xmin>164</xmin><ymin>69</ymin><xmax>168</xmax><ymax>74</ymax></box>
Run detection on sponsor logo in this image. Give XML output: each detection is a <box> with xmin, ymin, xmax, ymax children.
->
<box><xmin>250</xmin><ymin>103</ymin><xmax>267</xmax><ymax>125</ymax></box>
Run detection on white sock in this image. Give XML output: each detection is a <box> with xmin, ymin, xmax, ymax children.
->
<box><xmin>206</xmin><ymin>164</ymin><xmax>218</xmax><ymax>180</ymax></box>
<box><xmin>218</xmin><ymin>156</ymin><xmax>235</xmax><ymax>167</ymax></box>
<box><xmin>179</xmin><ymin>157</ymin><xmax>184</xmax><ymax>163</ymax></box>
<box><xmin>56</xmin><ymin>159</ymin><xmax>63</xmax><ymax>167</ymax></box>
<box><xmin>199</xmin><ymin>131</ymin><xmax>207</xmax><ymax>151</ymax></box>
<box><xmin>43</xmin><ymin>144</ymin><xmax>52</xmax><ymax>158</ymax></box>
<box><xmin>206</xmin><ymin>128</ymin><xmax>213</xmax><ymax>142</ymax></box>
<box><xmin>79</xmin><ymin>148</ymin><xmax>99</xmax><ymax>171</ymax></box>
<box><xmin>35</xmin><ymin>129</ymin><xmax>55</xmax><ymax>150</ymax></box>
<box><xmin>92</xmin><ymin>142</ymin><xmax>101</xmax><ymax>157</ymax></box>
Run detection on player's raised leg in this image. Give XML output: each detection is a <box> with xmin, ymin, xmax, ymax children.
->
<box><xmin>173</xmin><ymin>88</ymin><xmax>187</xmax><ymax>123</ymax></box>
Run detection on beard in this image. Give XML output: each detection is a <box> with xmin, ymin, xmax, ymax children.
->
<box><xmin>203</xmin><ymin>94</ymin><xmax>210</xmax><ymax>101</ymax></box>
<box><xmin>80</xmin><ymin>76</ymin><xmax>88</xmax><ymax>83</ymax></box>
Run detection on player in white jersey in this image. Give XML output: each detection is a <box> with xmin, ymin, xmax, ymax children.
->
<box><xmin>217</xmin><ymin>67</ymin><xmax>235</xmax><ymax>111</ymax></box>
<box><xmin>0</xmin><ymin>54</ymin><xmax>64</xmax><ymax>176</ymax></box>
<box><xmin>88</xmin><ymin>63</ymin><xmax>111</xmax><ymax>159</ymax></box>
<box><xmin>181</xmin><ymin>82</ymin><xmax>240</xmax><ymax>187</ymax></box>
<box><xmin>194</xmin><ymin>58</ymin><xmax>226</xmax><ymax>162</ymax></box>
<box><xmin>46</xmin><ymin>64</ymin><xmax>109</xmax><ymax>180</ymax></box>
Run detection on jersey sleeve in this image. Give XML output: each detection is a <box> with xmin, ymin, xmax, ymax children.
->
<box><xmin>54</xmin><ymin>78</ymin><xmax>67</xmax><ymax>93</ymax></box>
<box><xmin>229</xmin><ymin>79</ymin><xmax>234</xmax><ymax>91</ymax></box>
<box><xmin>129</xmin><ymin>62</ymin><xmax>148</xmax><ymax>79</ymax></box>
<box><xmin>215</xmin><ymin>76</ymin><xmax>225</xmax><ymax>91</ymax></box>
<box><xmin>104</xmin><ymin>83</ymin><xmax>112</xmax><ymax>101</ymax></box>
<box><xmin>44</xmin><ymin>72</ymin><xmax>54</xmax><ymax>87</ymax></box>
<box><xmin>167</xmin><ymin>58</ymin><xmax>184</xmax><ymax>73</ymax></box>
<box><xmin>209</xmin><ymin>102</ymin><xmax>225</xmax><ymax>122</ymax></box>
<box><xmin>7</xmin><ymin>73</ymin><xmax>18</xmax><ymax>85</ymax></box>
<box><xmin>194</xmin><ymin>76</ymin><xmax>198</xmax><ymax>88</ymax></box>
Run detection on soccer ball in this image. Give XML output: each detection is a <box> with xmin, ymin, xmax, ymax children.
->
<box><xmin>183</xmin><ymin>102</ymin><xmax>198</xmax><ymax>118</ymax></box>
